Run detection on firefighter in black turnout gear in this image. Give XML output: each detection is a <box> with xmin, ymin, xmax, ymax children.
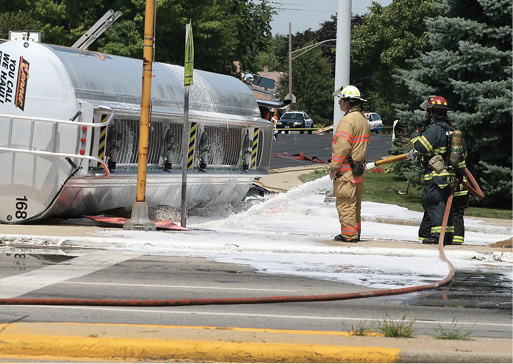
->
<box><xmin>407</xmin><ymin>96</ymin><xmax>467</xmax><ymax>245</ymax></box>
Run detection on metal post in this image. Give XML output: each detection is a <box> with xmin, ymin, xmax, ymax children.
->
<box><xmin>124</xmin><ymin>0</ymin><xmax>156</xmax><ymax>231</ymax></box>
<box><xmin>288</xmin><ymin>23</ymin><xmax>292</xmax><ymax>109</ymax></box>
<box><xmin>333</xmin><ymin>0</ymin><xmax>352</xmax><ymax>130</ymax></box>
<box><xmin>181</xmin><ymin>89</ymin><xmax>190</xmax><ymax>227</ymax></box>
<box><xmin>181</xmin><ymin>23</ymin><xmax>194</xmax><ymax>228</ymax></box>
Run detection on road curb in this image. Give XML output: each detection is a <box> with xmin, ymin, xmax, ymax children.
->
<box><xmin>1</xmin><ymin>323</ymin><xmax>511</xmax><ymax>363</ymax></box>
<box><xmin>0</xmin><ymin>323</ymin><xmax>401</xmax><ymax>363</ymax></box>
<box><xmin>0</xmin><ymin>336</ymin><xmax>401</xmax><ymax>363</ymax></box>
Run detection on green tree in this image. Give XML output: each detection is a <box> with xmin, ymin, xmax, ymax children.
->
<box><xmin>254</xmin><ymin>34</ymin><xmax>288</xmax><ymax>72</ymax></box>
<box><xmin>0</xmin><ymin>10</ymin><xmax>42</xmax><ymax>40</ymax></box>
<box><xmin>2</xmin><ymin>0</ymin><xmax>274</xmax><ymax>75</ymax></box>
<box><xmin>93</xmin><ymin>0</ymin><xmax>145</xmax><ymax>58</ymax></box>
<box><xmin>232</xmin><ymin>0</ymin><xmax>275</xmax><ymax>74</ymax></box>
<box><xmin>278</xmin><ymin>45</ymin><xmax>334</xmax><ymax>125</ymax></box>
<box><xmin>351</xmin><ymin>0</ymin><xmax>436</xmax><ymax>120</ymax></box>
<box><xmin>394</xmin><ymin>0</ymin><xmax>512</xmax><ymax>208</ymax></box>
<box><xmin>275</xmin><ymin>13</ymin><xmax>377</xmax><ymax>125</ymax></box>
<box><xmin>316</xmin><ymin>14</ymin><xmax>364</xmax><ymax>75</ymax></box>
<box><xmin>154</xmin><ymin>0</ymin><xmax>274</xmax><ymax>74</ymax></box>
<box><xmin>0</xmin><ymin>1</ymin><xmax>145</xmax><ymax>55</ymax></box>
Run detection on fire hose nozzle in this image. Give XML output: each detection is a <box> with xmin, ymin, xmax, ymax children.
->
<box><xmin>365</xmin><ymin>162</ymin><xmax>376</xmax><ymax>170</ymax></box>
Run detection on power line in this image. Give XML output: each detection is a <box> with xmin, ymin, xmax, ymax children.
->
<box><xmin>269</xmin><ymin>0</ymin><xmax>337</xmax><ymax>13</ymax></box>
<box><xmin>269</xmin><ymin>0</ymin><xmax>335</xmax><ymax>8</ymax></box>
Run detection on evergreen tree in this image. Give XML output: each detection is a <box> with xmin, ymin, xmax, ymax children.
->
<box><xmin>351</xmin><ymin>0</ymin><xmax>436</xmax><ymax>120</ymax></box>
<box><xmin>394</xmin><ymin>0</ymin><xmax>512</xmax><ymax>208</ymax></box>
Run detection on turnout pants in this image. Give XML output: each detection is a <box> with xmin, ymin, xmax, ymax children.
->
<box><xmin>334</xmin><ymin>178</ymin><xmax>364</xmax><ymax>241</ymax></box>
<box><xmin>418</xmin><ymin>181</ymin><xmax>454</xmax><ymax>243</ymax></box>
<box><xmin>452</xmin><ymin>193</ymin><xmax>469</xmax><ymax>244</ymax></box>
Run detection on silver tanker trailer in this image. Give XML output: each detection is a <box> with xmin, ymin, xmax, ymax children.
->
<box><xmin>0</xmin><ymin>40</ymin><xmax>274</xmax><ymax>223</ymax></box>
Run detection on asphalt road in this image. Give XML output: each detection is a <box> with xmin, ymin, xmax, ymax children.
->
<box><xmin>270</xmin><ymin>132</ymin><xmax>392</xmax><ymax>169</ymax></box>
<box><xmin>0</xmin><ymin>251</ymin><xmax>511</xmax><ymax>339</ymax></box>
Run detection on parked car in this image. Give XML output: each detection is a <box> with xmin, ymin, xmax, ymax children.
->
<box><xmin>277</xmin><ymin>111</ymin><xmax>314</xmax><ymax>134</ymax></box>
<box><xmin>364</xmin><ymin>111</ymin><xmax>383</xmax><ymax>133</ymax></box>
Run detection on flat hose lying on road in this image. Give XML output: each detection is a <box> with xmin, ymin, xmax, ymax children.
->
<box><xmin>0</xmin><ymin>174</ymin><xmax>483</xmax><ymax>307</ymax></box>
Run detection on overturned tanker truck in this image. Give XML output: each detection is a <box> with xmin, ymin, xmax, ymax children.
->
<box><xmin>0</xmin><ymin>39</ymin><xmax>278</xmax><ymax>224</ymax></box>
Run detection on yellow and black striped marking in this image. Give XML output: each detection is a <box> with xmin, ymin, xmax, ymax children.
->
<box><xmin>187</xmin><ymin>123</ymin><xmax>197</xmax><ymax>169</ymax></box>
<box><xmin>97</xmin><ymin>114</ymin><xmax>108</xmax><ymax>167</ymax></box>
<box><xmin>250</xmin><ymin>128</ymin><xmax>259</xmax><ymax>169</ymax></box>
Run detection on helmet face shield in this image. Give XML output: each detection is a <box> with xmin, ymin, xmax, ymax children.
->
<box><xmin>420</xmin><ymin>99</ymin><xmax>430</xmax><ymax>110</ymax></box>
<box><xmin>332</xmin><ymin>86</ymin><xmax>343</xmax><ymax>98</ymax></box>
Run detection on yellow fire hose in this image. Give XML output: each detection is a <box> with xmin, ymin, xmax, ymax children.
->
<box><xmin>365</xmin><ymin>153</ymin><xmax>409</xmax><ymax>170</ymax></box>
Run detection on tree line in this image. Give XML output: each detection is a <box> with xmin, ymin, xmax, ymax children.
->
<box><xmin>1</xmin><ymin>0</ymin><xmax>275</xmax><ymax>75</ymax></box>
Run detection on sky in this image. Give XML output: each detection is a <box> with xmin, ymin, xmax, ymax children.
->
<box><xmin>270</xmin><ymin>0</ymin><xmax>393</xmax><ymax>35</ymax></box>
<box><xmin>41</xmin><ymin>175</ymin><xmax>511</xmax><ymax>291</ymax></box>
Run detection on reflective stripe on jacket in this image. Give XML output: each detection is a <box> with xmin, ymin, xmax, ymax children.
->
<box><xmin>410</xmin><ymin>120</ymin><xmax>467</xmax><ymax>188</ymax></box>
<box><xmin>330</xmin><ymin>105</ymin><xmax>370</xmax><ymax>183</ymax></box>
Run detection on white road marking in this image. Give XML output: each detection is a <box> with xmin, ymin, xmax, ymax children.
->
<box><xmin>0</xmin><ymin>253</ymin><xmax>141</xmax><ymax>298</ymax></box>
<box><xmin>13</xmin><ymin>305</ymin><xmax>513</xmax><ymax>328</ymax></box>
<box><xmin>62</xmin><ymin>281</ymin><xmax>296</xmax><ymax>292</ymax></box>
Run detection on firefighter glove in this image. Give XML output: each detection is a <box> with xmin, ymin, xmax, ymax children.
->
<box><xmin>406</xmin><ymin>149</ymin><xmax>418</xmax><ymax>161</ymax></box>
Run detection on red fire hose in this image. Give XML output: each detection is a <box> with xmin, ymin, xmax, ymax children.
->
<box><xmin>0</xmin><ymin>172</ymin><xmax>483</xmax><ymax>307</ymax></box>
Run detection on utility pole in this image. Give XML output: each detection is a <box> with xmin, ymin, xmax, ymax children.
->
<box><xmin>288</xmin><ymin>23</ymin><xmax>292</xmax><ymax>109</ymax></box>
<box><xmin>333</xmin><ymin>0</ymin><xmax>352</xmax><ymax>130</ymax></box>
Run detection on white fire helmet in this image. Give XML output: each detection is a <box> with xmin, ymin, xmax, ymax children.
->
<box><xmin>336</xmin><ymin>85</ymin><xmax>367</xmax><ymax>103</ymax></box>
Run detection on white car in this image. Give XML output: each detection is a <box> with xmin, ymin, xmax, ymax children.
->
<box><xmin>364</xmin><ymin>112</ymin><xmax>383</xmax><ymax>133</ymax></box>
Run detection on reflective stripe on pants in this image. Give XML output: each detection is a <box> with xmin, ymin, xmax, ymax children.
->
<box><xmin>335</xmin><ymin>181</ymin><xmax>363</xmax><ymax>241</ymax></box>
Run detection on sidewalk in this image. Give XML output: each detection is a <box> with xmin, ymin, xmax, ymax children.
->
<box><xmin>255</xmin><ymin>165</ymin><xmax>328</xmax><ymax>192</ymax></box>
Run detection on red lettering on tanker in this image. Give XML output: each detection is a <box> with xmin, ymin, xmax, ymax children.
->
<box><xmin>15</xmin><ymin>56</ymin><xmax>29</xmax><ymax>111</ymax></box>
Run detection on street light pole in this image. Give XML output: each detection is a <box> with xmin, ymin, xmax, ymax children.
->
<box><xmin>333</xmin><ymin>0</ymin><xmax>352</xmax><ymax>130</ymax></box>
<box><xmin>288</xmin><ymin>23</ymin><xmax>292</xmax><ymax>108</ymax></box>
<box><xmin>286</xmin><ymin>37</ymin><xmax>336</xmax><ymax>109</ymax></box>
<box><xmin>291</xmin><ymin>39</ymin><xmax>336</xmax><ymax>60</ymax></box>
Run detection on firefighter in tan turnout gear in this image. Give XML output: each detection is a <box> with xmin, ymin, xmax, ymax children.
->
<box><xmin>329</xmin><ymin>86</ymin><xmax>370</xmax><ymax>243</ymax></box>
